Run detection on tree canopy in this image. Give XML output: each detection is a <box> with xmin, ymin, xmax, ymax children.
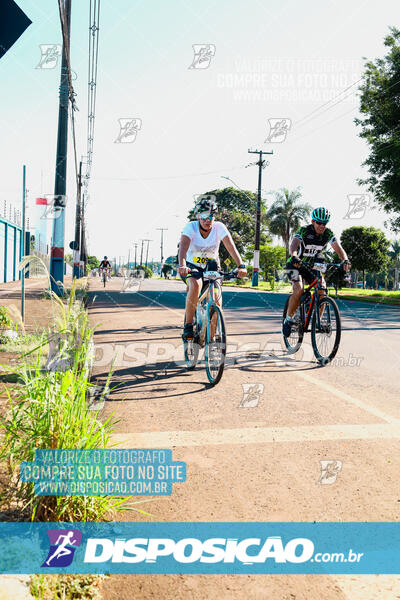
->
<box><xmin>340</xmin><ymin>226</ymin><xmax>390</xmax><ymax>287</ymax></box>
<box><xmin>355</xmin><ymin>27</ymin><xmax>400</xmax><ymax>231</ymax></box>
<box><xmin>267</xmin><ymin>187</ymin><xmax>312</xmax><ymax>257</ymax></box>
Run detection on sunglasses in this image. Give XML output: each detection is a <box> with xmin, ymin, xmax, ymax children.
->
<box><xmin>199</xmin><ymin>213</ymin><xmax>215</xmax><ymax>221</ymax></box>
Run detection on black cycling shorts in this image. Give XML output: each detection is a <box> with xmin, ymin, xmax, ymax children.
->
<box><xmin>285</xmin><ymin>260</ymin><xmax>317</xmax><ymax>285</ymax></box>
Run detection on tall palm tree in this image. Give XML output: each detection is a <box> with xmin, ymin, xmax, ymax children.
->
<box><xmin>389</xmin><ymin>240</ymin><xmax>400</xmax><ymax>290</ymax></box>
<box><xmin>267</xmin><ymin>188</ymin><xmax>312</xmax><ymax>258</ymax></box>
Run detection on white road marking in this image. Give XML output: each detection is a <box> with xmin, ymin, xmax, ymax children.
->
<box><xmin>294</xmin><ymin>370</ymin><xmax>399</xmax><ymax>424</ymax></box>
<box><xmin>113</xmin><ymin>422</ymin><xmax>400</xmax><ymax>448</ymax></box>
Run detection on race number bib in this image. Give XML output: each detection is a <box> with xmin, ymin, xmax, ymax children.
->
<box><xmin>192</xmin><ymin>256</ymin><xmax>212</xmax><ymax>265</ymax></box>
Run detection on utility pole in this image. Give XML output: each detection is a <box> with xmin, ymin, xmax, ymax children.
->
<box><xmin>133</xmin><ymin>243</ymin><xmax>138</xmax><ymax>268</ymax></box>
<box><xmin>140</xmin><ymin>239</ymin><xmax>145</xmax><ymax>267</ymax></box>
<box><xmin>145</xmin><ymin>239</ymin><xmax>152</xmax><ymax>269</ymax></box>
<box><xmin>50</xmin><ymin>0</ymin><xmax>71</xmax><ymax>295</ymax></box>
<box><xmin>248</xmin><ymin>148</ymin><xmax>273</xmax><ymax>287</ymax></box>
<box><xmin>127</xmin><ymin>249</ymin><xmax>130</xmax><ymax>270</ymax></box>
<box><xmin>156</xmin><ymin>228</ymin><xmax>167</xmax><ymax>268</ymax></box>
<box><xmin>21</xmin><ymin>165</ymin><xmax>26</xmax><ymax>322</ymax></box>
<box><xmin>73</xmin><ymin>160</ymin><xmax>82</xmax><ymax>279</ymax></box>
<box><xmin>80</xmin><ymin>192</ymin><xmax>85</xmax><ymax>277</ymax></box>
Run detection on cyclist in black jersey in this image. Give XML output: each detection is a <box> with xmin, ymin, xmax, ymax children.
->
<box><xmin>99</xmin><ymin>256</ymin><xmax>111</xmax><ymax>276</ymax></box>
<box><xmin>283</xmin><ymin>207</ymin><xmax>351</xmax><ymax>337</ymax></box>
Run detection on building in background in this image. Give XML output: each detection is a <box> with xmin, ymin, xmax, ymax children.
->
<box><xmin>0</xmin><ymin>200</ymin><xmax>23</xmax><ymax>283</ymax></box>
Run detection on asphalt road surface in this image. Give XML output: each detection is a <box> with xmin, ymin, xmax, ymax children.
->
<box><xmin>89</xmin><ymin>276</ymin><xmax>400</xmax><ymax>600</ymax></box>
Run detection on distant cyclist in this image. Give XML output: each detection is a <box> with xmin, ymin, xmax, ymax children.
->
<box><xmin>283</xmin><ymin>207</ymin><xmax>351</xmax><ymax>337</ymax></box>
<box><xmin>99</xmin><ymin>256</ymin><xmax>111</xmax><ymax>277</ymax></box>
<box><xmin>178</xmin><ymin>196</ymin><xmax>247</xmax><ymax>341</ymax></box>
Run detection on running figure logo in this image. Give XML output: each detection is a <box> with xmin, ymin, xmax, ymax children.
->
<box><xmin>264</xmin><ymin>118</ymin><xmax>291</xmax><ymax>143</ymax></box>
<box><xmin>188</xmin><ymin>44</ymin><xmax>216</xmax><ymax>69</ymax></box>
<box><xmin>36</xmin><ymin>44</ymin><xmax>62</xmax><ymax>69</ymax></box>
<box><xmin>240</xmin><ymin>383</ymin><xmax>264</xmax><ymax>408</ymax></box>
<box><xmin>344</xmin><ymin>194</ymin><xmax>370</xmax><ymax>219</ymax></box>
<box><xmin>317</xmin><ymin>460</ymin><xmax>342</xmax><ymax>485</ymax></box>
<box><xmin>42</xmin><ymin>529</ymin><xmax>82</xmax><ymax>567</ymax></box>
<box><xmin>114</xmin><ymin>118</ymin><xmax>142</xmax><ymax>143</ymax></box>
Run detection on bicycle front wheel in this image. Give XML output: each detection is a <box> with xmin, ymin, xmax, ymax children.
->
<box><xmin>282</xmin><ymin>297</ymin><xmax>304</xmax><ymax>354</ymax></box>
<box><xmin>311</xmin><ymin>296</ymin><xmax>341</xmax><ymax>364</ymax></box>
<box><xmin>205</xmin><ymin>305</ymin><xmax>226</xmax><ymax>385</ymax></box>
<box><xmin>183</xmin><ymin>316</ymin><xmax>200</xmax><ymax>370</ymax></box>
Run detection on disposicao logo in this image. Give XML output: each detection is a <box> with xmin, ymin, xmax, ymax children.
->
<box><xmin>42</xmin><ymin>529</ymin><xmax>82</xmax><ymax>567</ymax></box>
<box><xmin>83</xmin><ymin>536</ymin><xmax>314</xmax><ymax>564</ymax></box>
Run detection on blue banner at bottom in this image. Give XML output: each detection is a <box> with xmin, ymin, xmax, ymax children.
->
<box><xmin>0</xmin><ymin>522</ymin><xmax>399</xmax><ymax>574</ymax></box>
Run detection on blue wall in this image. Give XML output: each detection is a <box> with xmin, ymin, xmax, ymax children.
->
<box><xmin>0</xmin><ymin>218</ymin><xmax>23</xmax><ymax>283</ymax></box>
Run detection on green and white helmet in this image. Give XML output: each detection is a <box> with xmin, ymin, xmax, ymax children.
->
<box><xmin>312</xmin><ymin>207</ymin><xmax>331</xmax><ymax>224</ymax></box>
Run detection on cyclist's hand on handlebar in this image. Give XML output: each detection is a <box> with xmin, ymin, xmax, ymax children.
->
<box><xmin>291</xmin><ymin>254</ymin><xmax>302</xmax><ymax>268</ymax></box>
<box><xmin>237</xmin><ymin>267</ymin><xmax>247</xmax><ymax>278</ymax></box>
<box><xmin>341</xmin><ymin>259</ymin><xmax>351</xmax><ymax>272</ymax></box>
<box><xmin>179</xmin><ymin>265</ymin><xmax>189</xmax><ymax>277</ymax></box>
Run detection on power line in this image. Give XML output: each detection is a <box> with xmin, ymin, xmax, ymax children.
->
<box><xmin>92</xmin><ymin>165</ymin><xmax>246</xmax><ymax>182</ymax></box>
<box><xmin>84</xmin><ymin>0</ymin><xmax>101</xmax><ymax>197</ymax></box>
<box><xmin>294</xmin><ymin>78</ymin><xmax>362</xmax><ymax>128</ymax></box>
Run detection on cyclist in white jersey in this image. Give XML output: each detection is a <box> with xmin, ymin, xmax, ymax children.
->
<box><xmin>178</xmin><ymin>196</ymin><xmax>247</xmax><ymax>340</ymax></box>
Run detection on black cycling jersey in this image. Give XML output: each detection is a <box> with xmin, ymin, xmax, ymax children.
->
<box><xmin>293</xmin><ymin>224</ymin><xmax>337</xmax><ymax>265</ymax></box>
<box><xmin>99</xmin><ymin>260</ymin><xmax>111</xmax><ymax>269</ymax></box>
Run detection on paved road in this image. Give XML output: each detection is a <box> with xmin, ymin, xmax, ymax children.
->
<box><xmin>89</xmin><ymin>277</ymin><xmax>400</xmax><ymax>600</ymax></box>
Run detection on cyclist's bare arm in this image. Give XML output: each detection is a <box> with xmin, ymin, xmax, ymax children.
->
<box><xmin>221</xmin><ymin>234</ymin><xmax>243</xmax><ymax>268</ymax></box>
<box><xmin>289</xmin><ymin>238</ymin><xmax>301</xmax><ymax>259</ymax></box>
<box><xmin>178</xmin><ymin>235</ymin><xmax>191</xmax><ymax>275</ymax></box>
<box><xmin>331</xmin><ymin>240</ymin><xmax>349</xmax><ymax>263</ymax></box>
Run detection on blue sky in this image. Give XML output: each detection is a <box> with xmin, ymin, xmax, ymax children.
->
<box><xmin>1</xmin><ymin>0</ymin><xmax>399</xmax><ymax>262</ymax></box>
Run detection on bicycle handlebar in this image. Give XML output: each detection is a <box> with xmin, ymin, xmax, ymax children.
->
<box><xmin>186</xmin><ymin>267</ymin><xmax>243</xmax><ymax>280</ymax></box>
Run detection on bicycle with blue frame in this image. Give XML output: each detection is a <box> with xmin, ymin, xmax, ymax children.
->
<box><xmin>183</xmin><ymin>262</ymin><xmax>239</xmax><ymax>385</ymax></box>
<box><xmin>282</xmin><ymin>259</ymin><xmax>344</xmax><ymax>364</ymax></box>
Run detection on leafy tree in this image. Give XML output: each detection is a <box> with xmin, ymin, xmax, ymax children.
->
<box><xmin>355</xmin><ymin>27</ymin><xmax>400</xmax><ymax>231</ymax></box>
<box><xmin>187</xmin><ymin>187</ymin><xmax>269</xmax><ymax>262</ymax></box>
<box><xmin>267</xmin><ymin>187</ymin><xmax>312</xmax><ymax>258</ymax></box>
<box><xmin>136</xmin><ymin>265</ymin><xmax>153</xmax><ymax>278</ymax></box>
<box><xmin>87</xmin><ymin>255</ymin><xmax>100</xmax><ymax>270</ymax></box>
<box><xmin>340</xmin><ymin>226</ymin><xmax>390</xmax><ymax>288</ymax></box>
<box><xmin>389</xmin><ymin>239</ymin><xmax>400</xmax><ymax>290</ymax></box>
<box><xmin>165</xmin><ymin>255</ymin><xmax>178</xmax><ymax>265</ymax></box>
<box><xmin>244</xmin><ymin>244</ymin><xmax>286</xmax><ymax>288</ymax></box>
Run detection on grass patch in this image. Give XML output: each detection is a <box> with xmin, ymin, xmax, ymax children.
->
<box><xmin>335</xmin><ymin>288</ymin><xmax>400</xmax><ymax>298</ymax></box>
<box><xmin>0</xmin><ymin>332</ymin><xmax>45</xmax><ymax>355</ymax></box>
<box><xmin>30</xmin><ymin>574</ymin><xmax>105</xmax><ymax>600</ymax></box>
<box><xmin>0</xmin><ymin>281</ymin><xmax>133</xmax><ymax>522</ymax></box>
<box><xmin>223</xmin><ymin>280</ymin><xmax>292</xmax><ymax>292</ymax></box>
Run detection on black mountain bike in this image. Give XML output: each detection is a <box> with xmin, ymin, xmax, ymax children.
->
<box><xmin>101</xmin><ymin>269</ymin><xmax>109</xmax><ymax>288</ymax></box>
<box><xmin>282</xmin><ymin>261</ymin><xmax>343</xmax><ymax>364</ymax></box>
<box><xmin>184</xmin><ymin>267</ymin><xmax>239</xmax><ymax>385</ymax></box>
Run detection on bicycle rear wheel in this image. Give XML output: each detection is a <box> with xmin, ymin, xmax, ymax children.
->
<box><xmin>282</xmin><ymin>297</ymin><xmax>304</xmax><ymax>353</ymax></box>
<box><xmin>205</xmin><ymin>305</ymin><xmax>226</xmax><ymax>385</ymax></box>
<box><xmin>183</xmin><ymin>315</ymin><xmax>199</xmax><ymax>370</ymax></box>
<box><xmin>311</xmin><ymin>296</ymin><xmax>341</xmax><ymax>364</ymax></box>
